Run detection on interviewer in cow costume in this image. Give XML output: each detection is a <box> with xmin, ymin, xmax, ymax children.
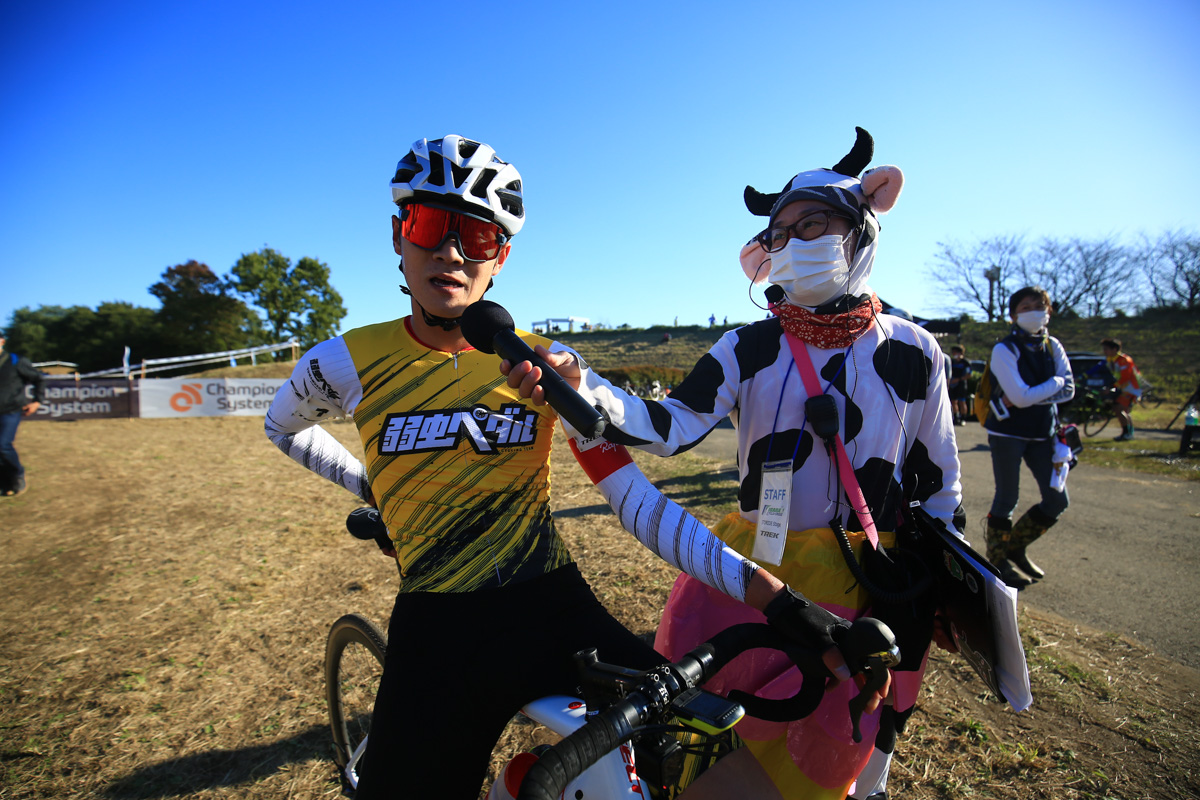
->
<box><xmin>506</xmin><ymin>129</ymin><xmax>964</xmax><ymax>799</ymax></box>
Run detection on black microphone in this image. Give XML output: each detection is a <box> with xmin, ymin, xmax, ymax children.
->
<box><xmin>461</xmin><ymin>300</ymin><xmax>606</xmax><ymax>440</ymax></box>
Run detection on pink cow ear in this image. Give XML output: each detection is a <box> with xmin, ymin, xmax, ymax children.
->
<box><xmin>739</xmin><ymin>239</ymin><xmax>770</xmax><ymax>284</ymax></box>
<box><xmin>862</xmin><ymin>166</ymin><xmax>904</xmax><ymax>214</ymax></box>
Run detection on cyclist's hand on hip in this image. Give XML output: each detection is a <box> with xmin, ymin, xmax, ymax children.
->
<box><xmin>500</xmin><ymin>344</ymin><xmax>581</xmax><ymax>404</ymax></box>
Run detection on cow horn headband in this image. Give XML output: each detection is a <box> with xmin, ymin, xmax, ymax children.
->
<box><xmin>743</xmin><ymin>126</ymin><xmax>874</xmax><ymax>220</ymax></box>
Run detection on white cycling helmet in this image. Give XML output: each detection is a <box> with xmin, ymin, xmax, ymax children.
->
<box><xmin>390</xmin><ymin>135</ymin><xmax>525</xmax><ymax>236</ymax></box>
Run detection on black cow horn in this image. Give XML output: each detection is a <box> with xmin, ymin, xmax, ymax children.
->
<box><xmin>743</xmin><ymin>185</ymin><xmax>779</xmax><ymax>217</ymax></box>
<box><xmin>830</xmin><ymin>127</ymin><xmax>873</xmax><ymax>177</ymax></box>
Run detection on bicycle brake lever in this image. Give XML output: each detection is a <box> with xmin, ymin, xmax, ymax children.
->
<box><xmin>848</xmin><ymin>654</ymin><xmax>890</xmax><ymax>743</ymax></box>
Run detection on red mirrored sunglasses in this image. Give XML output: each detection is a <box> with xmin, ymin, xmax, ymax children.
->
<box><xmin>400</xmin><ymin>203</ymin><xmax>508</xmax><ymax>262</ymax></box>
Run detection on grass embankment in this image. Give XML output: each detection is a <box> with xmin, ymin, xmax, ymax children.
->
<box><xmin>196</xmin><ymin>312</ymin><xmax>1200</xmax><ymax>479</ymax></box>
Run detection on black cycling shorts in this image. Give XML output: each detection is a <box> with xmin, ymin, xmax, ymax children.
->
<box><xmin>354</xmin><ymin>563</ymin><xmax>663</xmax><ymax>800</ymax></box>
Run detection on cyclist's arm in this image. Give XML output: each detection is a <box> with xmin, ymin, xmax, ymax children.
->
<box><xmin>264</xmin><ymin>338</ymin><xmax>374</xmax><ymax>504</ymax></box>
<box><xmin>571</xmin><ymin>437</ymin><xmax>854</xmax><ymax>682</ymax></box>
<box><xmin>567</xmin><ymin>334</ymin><xmax>740</xmax><ymax>455</ymax></box>
<box><xmin>989</xmin><ymin>342</ymin><xmax>1066</xmax><ymax>408</ymax></box>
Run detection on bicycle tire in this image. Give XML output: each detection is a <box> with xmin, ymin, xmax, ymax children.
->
<box><xmin>325</xmin><ymin>614</ymin><xmax>387</xmax><ymax>775</ymax></box>
<box><xmin>1083</xmin><ymin>410</ymin><xmax>1111</xmax><ymax>437</ymax></box>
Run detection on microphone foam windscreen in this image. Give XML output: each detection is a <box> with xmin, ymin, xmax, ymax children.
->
<box><xmin>460</xmin><ymin>300</ymin><xmax>515</xmax><ymax>354</ymax></box>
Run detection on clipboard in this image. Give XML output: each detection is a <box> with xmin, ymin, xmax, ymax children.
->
<box><xmin>909</xmin><ymin>504</ymin><xmax>1032</xmax><ymax>711</ymax></box>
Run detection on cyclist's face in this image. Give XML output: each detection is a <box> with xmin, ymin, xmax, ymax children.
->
<box><xmin>393</xmin><ymin>214</ymin><xmax>509</xmax><ymax>320</ymax></box>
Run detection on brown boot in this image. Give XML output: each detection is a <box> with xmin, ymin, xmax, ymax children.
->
<box><xmin>1008</xmin><ymin>509</ymin><xmax>1057</xmax><ymax>581</ymax></box>
<box><xmin>986</xmin><ymin>516</ymin><xmax>1032</xmax><ymax>589</ymax></box>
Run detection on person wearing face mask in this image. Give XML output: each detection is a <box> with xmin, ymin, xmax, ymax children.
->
<box><xmin>504</xmin><ymin>129</ymin><xmax>964</xmax><ymax>800</ymax></box>
<box><xmin>983</xmin><ymin>286</ymin><xmax>1074</xmax><ymax>589</ymax></box>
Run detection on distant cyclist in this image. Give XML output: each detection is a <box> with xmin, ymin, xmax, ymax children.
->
<box><xmin>264</xmin><ymin>135</ymin><xmax>873</xmax><ymax>799</ymax></box>
<box><xmin>1101</xmin><ymin>338</ymin><xmax>1140</xmax><ymax>441</ymax></box>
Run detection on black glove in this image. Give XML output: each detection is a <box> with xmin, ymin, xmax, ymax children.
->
<box><xmin>763</xmin><ymin>586</ymin><xmax>852</xmax><ymax>657</ymax></box>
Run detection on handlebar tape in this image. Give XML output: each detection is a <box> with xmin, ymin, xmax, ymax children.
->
<box><xmin>516</xmin><ymin>701</ymin><xmax>643</xmax><ymax>800</ymax></box>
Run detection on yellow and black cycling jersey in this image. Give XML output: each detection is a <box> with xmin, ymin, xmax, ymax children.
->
<box><xmin>266</xmin><ymin>317</ymin><xmax>570</xmax><ymax>593</ymax></box>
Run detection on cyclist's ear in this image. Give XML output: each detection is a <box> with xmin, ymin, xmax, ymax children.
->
<box><xmin>493</xmin><ymin>242</ymin><xmax>511</xmax><ymax>270</ymax></box>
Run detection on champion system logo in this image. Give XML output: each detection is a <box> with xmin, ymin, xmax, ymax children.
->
<box><xmin>169</xmin><ymin>384</ymin><xmax>205</xmax><ymax>413</ymax></box>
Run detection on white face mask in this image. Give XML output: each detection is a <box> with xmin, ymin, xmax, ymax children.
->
<box><xmin>767</xmin><ymin>235</ymin><xmax>850</xmax><ymax>307</ymax></box>
<box><xmin>1015</xmin><ymin>310</ymin><xmax>1049</xmax><ymax>333</ymax></box>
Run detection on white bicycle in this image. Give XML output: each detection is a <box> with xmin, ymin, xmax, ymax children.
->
<box><xmin>324</xmin><ymin>509</ymin><xmax>898</xmax><ymax>800</ymax></box>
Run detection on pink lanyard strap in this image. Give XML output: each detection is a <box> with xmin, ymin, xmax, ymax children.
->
<box><xmin>783</xmin><ymin>332</ymin><xmax>880</xmax><ymax>550</ymax></box>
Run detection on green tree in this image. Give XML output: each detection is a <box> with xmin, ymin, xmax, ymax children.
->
<box><xmin>230</xmin><ymin>247</ymin><xmax>346</xmax><ymax>351</ymax></box>
<box><xmin>4</xmin><ymin>303</ymin><xmax>163</xmax><ymax>372</ymax></box>
<box><xmin>150</xmin><ymin>260</ymin><xmax>265</xmax><ymax>357</ymax></box>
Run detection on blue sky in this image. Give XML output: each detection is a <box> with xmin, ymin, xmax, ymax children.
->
<box><xmin>3</xmin><ymin>0</ymin><xmax>1198</xmax><ymax>358</ymax></box>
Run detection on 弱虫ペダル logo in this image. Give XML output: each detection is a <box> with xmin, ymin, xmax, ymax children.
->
<box><xmin>379</xmin><ymin>403</ymin><xmax>538</xmax><ymax>455</ymax></box>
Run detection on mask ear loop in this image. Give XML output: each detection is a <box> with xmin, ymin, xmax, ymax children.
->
<box><xmin>747</xmin><ymin>255</ymin><xmax>776</xmax><ymax>313</ymax></box>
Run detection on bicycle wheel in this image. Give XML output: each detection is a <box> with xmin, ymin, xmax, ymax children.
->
<box><xmin>1083</xmin><ymin>409</ymin><xmax>1111</xmax><ymax>437</ymax></box>
<box><xmin>325</xmin><ymin>613</ymin><xmax>387</xmax><ymax>783</ymax></box>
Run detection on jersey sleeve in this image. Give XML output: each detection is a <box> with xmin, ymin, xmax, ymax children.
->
<box><xmin>569</xmin><ymin>438</ymin><xmax>757</xmax><ymax>602</ymax></box>
<box><xmin>562</xmin><ymin>334</ymin><xmax>739</xmax><ymax>455</ymax></box>
<box><xmin>264</xmin><ymin>337</ymin><xmax>373</xmax><ymax>503</ymax></box>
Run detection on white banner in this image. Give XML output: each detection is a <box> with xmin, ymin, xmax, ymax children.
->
<box><xmin>139</xmin><ymin>378</ymin><xmax>285</xmax><ymax>418</ymax></box>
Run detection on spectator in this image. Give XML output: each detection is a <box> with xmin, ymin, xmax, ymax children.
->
<box><xmin>983</xmin><ymin>286</ymin><xmax>1074</xmax><ymax>588</ymax></box>
<box><xmin>1101</xmin><ymin>338</ymin><xmax>1140</xmax><ymax>441</ymax></box>
<box><xmin>0</xmin><ymin>329</ymin><xmax>45</xmax><ymax>496</ymax></box>
<box><xmin>948</xmin><ymin>345</ymin><xmax>972</xmax><ymax>425</ymax></box>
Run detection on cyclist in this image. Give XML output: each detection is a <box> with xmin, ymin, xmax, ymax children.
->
<box><xmin>264</xmin><ymin>135</ymin><xmax>877</xmax><ymax>799</ymax></box>
<box><xmin>983</xmin><ymin>287</ymin><xmax>1074</xmax><ymax>588</ymax></box>
<box><xmin>1100</xmin><ymin>338</ymin><xmax>1140</xmax><ymax>441</ymax></box>
<box><xmin>505</xmin><ymin>128</ymin><xmax>962</xmax><ymax>800</ymax></box>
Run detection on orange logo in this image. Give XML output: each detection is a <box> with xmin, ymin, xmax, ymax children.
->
<box><xmin>169</xmin><ymin>384</ymin><xmax>204</xmax><ymax>413</ymax></box>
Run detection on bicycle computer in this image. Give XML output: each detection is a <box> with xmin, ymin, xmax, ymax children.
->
<box><xmin>669</xmin><ymin>687</ymin><xmax>744</xmax><ymax>735</ymax></box>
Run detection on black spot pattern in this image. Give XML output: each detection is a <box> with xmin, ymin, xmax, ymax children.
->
<box><xmin>667</xmin><ymin>353</ymin><xmax>725</xmax><ymax>414</ymax></box>
<box><xmin>873</xmin><ymin>339</ymin><xmax>931</xmax><ymax>404</ymax></box>
<box><xmin>847</xmin><ymin>456</ymin><xmax>901</xmax><ymax>532</ymax></box>
<box><xmin>817</xmin><ymin>352</ymin><xmax>863</xmax><ymax>442</ymax></box>
<box><xmin>738</xmin><ymin>429</ymin><xmax>813</xmax><ymax>512</ymax></box>
<box><xmin>900</xmin><ymin>438</ymin><xmax>944</xmax><ymax>506</ymax></box>
<box><xmin>733</xmin><ymin>320</ymin><xmax>784</xmax><ymax>382</ymax></box>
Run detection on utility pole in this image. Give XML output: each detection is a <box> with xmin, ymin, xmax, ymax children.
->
<box><xmin>984</xmin><ymin>266</ymin><xmax>1001</xmax><ymax>321</ymax></box>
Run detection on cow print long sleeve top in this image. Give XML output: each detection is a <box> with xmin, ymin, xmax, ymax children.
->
<box><xmin>572</xmin><ymin>316</ymin><xmax>966</xmax><ymax>539</ymax></box>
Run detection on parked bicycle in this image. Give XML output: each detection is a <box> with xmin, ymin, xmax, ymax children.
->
<box><xmin>324</xmin><ymin>508</ymin><xmax>899</xmax><ymax>799</ymax></box>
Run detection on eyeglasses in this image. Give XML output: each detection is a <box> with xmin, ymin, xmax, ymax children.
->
<box><xmin>400</xmin><ymin>203</ymin><xmax>509</xmax><ymax>262</ymax></box>
<box><xmin>757</xmin><ymin>209</ymin><xmax>855</xmax><ymax>253</ymax></box>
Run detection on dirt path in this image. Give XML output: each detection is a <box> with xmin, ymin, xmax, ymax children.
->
<box><xmin>693</xmin><ymin>420</ymin><xmax>1200</xmax><ymax>669</ymax></box>
<box><xmin>2</xmin><ymin>418</ymin><xmax>1197</xmax><ymax>799</ymax></box>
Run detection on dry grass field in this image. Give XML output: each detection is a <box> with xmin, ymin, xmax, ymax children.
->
<box><xmin>1</xmin><ymin>417</ymin><xmax>1198</xmax><ymax>799</ymax></box>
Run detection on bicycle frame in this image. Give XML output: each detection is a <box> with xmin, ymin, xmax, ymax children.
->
<box><xmin>338</xmin><ymin>695</ymin><xmax>650</xmax><ymax>798</ymax></box>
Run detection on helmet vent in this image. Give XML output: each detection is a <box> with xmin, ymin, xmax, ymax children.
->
<box><xmin>451</xmin><ymin>161</ymin><xmax>473</xmax><ymax>189</ymax></box>
<box><xmin>457</xmin><ymin>138</ymin><xmax>480</xmax><ymax>159</ymax></box>
<box><xmin>428</xmin><ymin>152</ymin><xmax>445</xmax><ymax>187</ymax></box>
<box><xmin>470</xmin><ymin>169</ymin><xmax>498</xmax><ymax>199</ymax></box>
